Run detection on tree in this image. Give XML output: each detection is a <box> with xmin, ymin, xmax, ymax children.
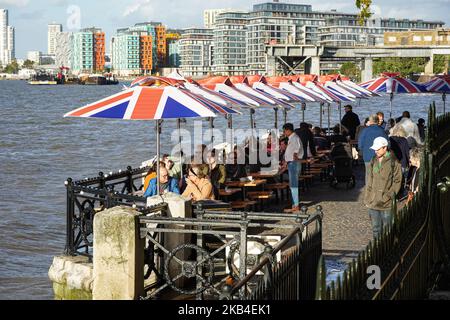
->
<box><xmin>340</xmin><ymin>62</ymin><xmax>361</xmax><ymax>82</ymax></box>
<box><xmin>373</xmin><ymin>57</ymin><xmax>428</xmax><ymax>77</ymax></box>
<box><xmin>3</xmin><ymin>59</ymin><xmax>19</xmax><ymax>74</ymax></box>
<box><xmin>22</xmin><ymin>59</ymin><xmax>35</xmax><ymax>69</ymax></box>
<box><xmin>356</xmin><ymin>0</ymin><xmax>373</xmax><ymax>26</ymax></box>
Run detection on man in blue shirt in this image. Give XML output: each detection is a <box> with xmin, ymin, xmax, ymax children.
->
<box><xmin>358</xmin><ymin>114</ymin><xmax>389</xmax><ymax>184</ymax></box>
<box><xmin>144</xmin><ymin>167</ymin><xmax>180</xmax><ymax>197</ymax></box>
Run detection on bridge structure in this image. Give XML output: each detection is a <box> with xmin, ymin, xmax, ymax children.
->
<box><xmin>266</xmin><ymin>44</ymin><xmax>450</xmax><ymax>81</ymax></box>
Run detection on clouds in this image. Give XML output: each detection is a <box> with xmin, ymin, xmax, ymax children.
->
<box><xmin>0</xmin><ymin>0</ymin><xmax>29</xmax><ymax>7</ymax></box>
<box><xmin>123</xmin><ymin>0</ymin><xmax>151</xmax><ymax>17</ymax></box>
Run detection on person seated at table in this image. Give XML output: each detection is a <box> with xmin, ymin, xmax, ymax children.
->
<box><xmin>328</xmin><ymin>124</ymin><xmax>349</xmax><ymax>145</ymax></box>
<box><xmin>144</xmin><ymin>167</ymin><xmax>180</xmax><ymax>197</ymax></box>
<box><xmin>193</xmin><ymin>144</ymin><xmax>210</xmax><ymax>177</ymax></box>
<box><xmin>143</xmin><ymin>161</ymin><xmax>166</xmax><ymax>193</ymax></box>
<box><xmin>208</xmin><ymin>149</ymin><xmax>226</xmax><ymax>199</ymax></box>
<box><xmin>225</xmin><ymin>147</ymin><xmax>247</xmax><ymax>181</ymax></box>
<box><xmin>279</xmin><ymin>137</ymin><xmax>289</xmax><ymax>162</ymax></box>
<box><xmin>162</xmin><ymin>153</ymin><xmax>182</xmax><ymax>181</ymax></box>
<box><xmin>182</xmin><ymin>165</ymin><xmax>215</xmax><ymax>202</ymax></box>
<box><xmin>313</xmin><ymin>127</ymin><xmax>330</xmax><ymax>151</ymax></box>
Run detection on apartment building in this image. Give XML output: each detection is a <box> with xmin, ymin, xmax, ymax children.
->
<box><xmin>212</xmin><ymin>10</ymin><xmax>249</xmax><ymax>75</ymax></box>
<box><xmin>179</xmin><ymin>28</ymin><xmax>214</xmax><ymax>77</ymax></box>
<box><xmin>320</xmin><ymin>16</ymin><xmax>445</xmax><ymax>47</ymax></box>
<box><xmin>72</xmin><ymin>27</ymin><xmax>105</xmax><ymax>74</ymax></box>
<box><xmin>384</xmin><ymin>29</ymin><xmax>450</xmax><ymax>46</ymax></box>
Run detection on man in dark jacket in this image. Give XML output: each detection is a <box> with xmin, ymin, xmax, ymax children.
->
<box><xmin>295</xmin><ymin>122</ymin><xmax>316</xmax><ymax>160</ymax></box>
<box><xmin>364</xmin><ymin>137</ymin><xmax>403</xmax><ymax>238</ymax></box>
<box><xmin>341</xmin><ymin>105</ymin><xmax>360</xmax><ymax>140</ymax></box>
<box><xmin>358</xmin><ymin>114</ymin><xmax>389</xmax><ymax>183</ymax></box>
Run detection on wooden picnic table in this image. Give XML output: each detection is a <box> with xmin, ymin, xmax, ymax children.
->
<box><xmin>219</xmin><ymin>188</ymin><xmax>241</xmax><ymax>197</ymax></box>
<box><xmin>224</xmin><ymin>179</ymin><xmax>267</xmax><ymax>201</ymax></box>
<box><xmin>249</xmin><ymin>168</ymin><xmax>287</xmax><ymax>179</ymax></box>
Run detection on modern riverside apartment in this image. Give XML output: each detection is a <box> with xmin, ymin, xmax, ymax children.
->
<box><xmin>181</xmin><ymin>1</ymin><xmax>445</xmax><ymax>76</ymax></box>
<box><xmin>212</xmin><ymin>10</ymin><xmax>249</xmax><ymax>76</ymax></box>
<box><xmin>179</xmin><ymin>28</ymin><xmax>214</xmax><ymax>77</ymax></box>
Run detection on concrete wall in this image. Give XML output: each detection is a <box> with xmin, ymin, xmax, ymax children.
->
<box><xmin>93</xmin><ymin>206</ymin><xmax>145</xmax><ymax>300</ymax></box>
<box><xmin>48</xmin><ymin>256</ymin><xmax>93</xmax><ymax>300</ymax></box>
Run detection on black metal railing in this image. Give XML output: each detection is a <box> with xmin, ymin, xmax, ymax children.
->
<box><xmin>316</xmin><ymin>103</ymin><xmax>450</xmax><ymax>300</ymax></box>
<box><xmin>221</xmin><ymin>206</ymin><xmax>323</xmax><ymax>300</ymax></box>
<box><xmin>139</xmin><ymin>207</ymin><xmax>312</xmax><ymax>300</ymax></box>
<box><xmin>65</xmin><ymin>165</ymin><xmax>160</xmax><ymax>257</ymax></box>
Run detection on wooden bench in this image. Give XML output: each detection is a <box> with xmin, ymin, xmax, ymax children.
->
<box><xmin>247</xmin><ymin>191</ymin><xmax>274</xmax><ymax>211</ymax></box>
<box><xmin>230</xmin><ymin>200</ymin><xmax>257</xmax><ymax>211</ymax></box>
<box><xmin>266</xmin><ymin>182</ymin><xmax>290</xmax><ymax>203</ymax></box>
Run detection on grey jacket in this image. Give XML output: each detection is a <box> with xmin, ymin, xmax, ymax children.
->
<box><xmin>364</xmin><ymin>152</ymin><xmax>403</xmax><ymax>211</ymax></box>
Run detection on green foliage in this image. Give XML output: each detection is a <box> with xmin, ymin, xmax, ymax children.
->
<box><xmin>356</xmin><ymin>0</ymin><xmax>373</xmax><ymax>26</ymax></box>
<box><xmin>22</xmin><ymin>59</ymin><xmax>35</xmax><ymax>69</ymax></box>
<box><xmin>373</xmin><ymin>57</ymin><xmax>429</xmax><ymax>77</ymax></box>
<box><xmin>434</xmin><ymin>55</ymin><xmax>450</xmax><ymax>74</ymax></box>
<box><xmin>340</xmin><ymin>62</ymin><xmax>361</xmax><ymax>82</ymax></box>
<box><xmin>2</xmin><ymin>59</ymin><xmax>19</xmax><ymax>74</ymax></box>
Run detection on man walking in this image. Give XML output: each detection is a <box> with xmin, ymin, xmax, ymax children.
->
<box><xmin>341</xmin><ymin>105</ymin><xmax>360</xmax><ymax>140</ymax></box>
<box><xmin>282</xmin><ymin>123</ymin><xmax>303</xmax><ymax>213</ymax></box>
<box><xmin>364</xmin><ymin>137</ymin><xmax>403</xmax><ymax>238</ymax></box>
<box><xmin>358</xmin><ymin>114</ymin><xmax>389</xmax><ymax>183</ymax></box>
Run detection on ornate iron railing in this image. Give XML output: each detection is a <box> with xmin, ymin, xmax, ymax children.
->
<box><xmin>221</xmin><ymin>206</ymin><xmax>323</xmax><ymax>300</ymax></box>
<box><xmin>139</xmin><ymin>206</ymin><xmax>312</xmax><ymax>300</ymax></box>
<box><xmin>316</xmin><ymin>103</ymin><xmax>450</xmax><ymax>300</ymax></box>
<box><xmin>64</xmin><ymin>165</ymin><xmax>158</xmax><ymax>257</ymax></box>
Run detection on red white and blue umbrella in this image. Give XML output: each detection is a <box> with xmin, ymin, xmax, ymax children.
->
<box><xmin>231</xmin><ymin>80</ymin><xmax>295</xmax><ymax>129</ymax></box>
<box><xmin>64</xmin><ymin>85</ymin><xmax>217</xmax><ymax>195</ymax></box>
<box><xmin>280</xmin><ymin>81</ymin><xmax>327</xmax><ymax>103</ymax></box>
<box><xmin>360</xmin><ymin>73</ymin><xmax>427</xmax><ymax>118</ymax></box>
<box><xmin>425</xmin><ymin>76</ymin><xmax>450</xmax><ymax>113</ymax></box>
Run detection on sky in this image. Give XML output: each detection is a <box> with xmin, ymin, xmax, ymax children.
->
<box><xmin>1</xmin><ymin>0</ymin><xmax>449</xmax><ymax>59</ymax></box>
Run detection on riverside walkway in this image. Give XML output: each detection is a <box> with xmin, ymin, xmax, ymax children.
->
<box><xmin>301</xmin><ymin>164</ymin><xmax>372</xmax><ymax>265</ymax></box>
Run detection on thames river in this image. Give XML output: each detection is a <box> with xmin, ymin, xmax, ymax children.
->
<box><xmin>0</xmin><ymin>80</ymin><xmax>445</xmax><ymax>299</ymax></box>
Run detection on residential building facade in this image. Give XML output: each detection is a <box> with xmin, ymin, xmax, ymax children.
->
<box><xmin>71</xmin><ymin>27</ymin><xmax>105</xmax><ymax>74</ymax></box>
<box><xmin>55</xmin><ymin>32</ymin><xmax>73</xmax><ymax>68</ymax></box>
<box><xmin>166</xmin><ymin>32</ymin><xmax>181</xmax><ymax>67</ymax></box>
<box><xmin>384</xmin><ymin>28</ymin><xmax>450</xmax><ymax>46</ymax></box>
<box><xmin>48</xmin><ymin>23</ymin><xmax>63</xmax><ymax>55</ymax></box>
<box><xmin>204</xmin><ymin>9</ymin><xmax>232</xmax><ymax>29</ymax></box>
<box><xmin>179</xmin><ymin>28</ymin><xmax>214</xmax><ymax>77</ymax></box>
<box><xmin>212</xmin><ymin>10</ymin><xmax>249</xmax><ymax>75</ymax></box>
<box><xmin>111</xmin><ymin>33</ymin><xmax>141</xmax><ymax>76</ymax></box>
<box><xmin>319</xmin><ymin>16</ymin><xmax>445</xmax><ymax>47</ymax></box>
<box><xmin>27</xmin><ymin>51</ymin><xmax>41</xmax><ymax>64</ymax></box>
<box><xmin>0</xmin><ymin>9</ymin><xmax>14</xmax><ymax>66</ymax></box>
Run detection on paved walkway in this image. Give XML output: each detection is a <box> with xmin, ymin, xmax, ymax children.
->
<box><xmin>301</xmin><ymin>163</ymin><xmax>373</xmax><ymax>265</ymax></box>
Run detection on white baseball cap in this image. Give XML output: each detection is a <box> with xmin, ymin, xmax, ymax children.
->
<box><xmin>370</xmin><ymin>137</ymin><xmax>389</xmax><ymax>151</ymax></box>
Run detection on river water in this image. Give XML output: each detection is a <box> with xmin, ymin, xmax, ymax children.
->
<box><xmin>0</xmin><ymin>80</ymin><xmax>445</xmax><ymax>300</ymax></box>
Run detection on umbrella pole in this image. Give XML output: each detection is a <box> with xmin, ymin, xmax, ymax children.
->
<box><xmin>177</xmin><ymin>118</ymin><xmax>183</xmax><ymax>180</ymax></box>
<box><xmin>274</xmin><ymin>108</ymin><xmax>278</xmax><ymax>129</ymax></box>
<box><xmin>319</xmin><ymin>103</ymin><xmax>323</xmax><ymax>128</ymax></box>
<box><xmin>250</xmin><ymin>109</ymin><xmax>255</xmax><ymax>138</ymax></box>
<box><xmin>390</xmin><ymin>92</ymin><xmax>394</xmax><ymax>119</ymax></box>
<box><xmin>283</xmin><ymin>108</ymin><xmax>288</xmax><ymax>125</ymax></box>
<box><xmin>327</xmin><ymin>103</ymin><xmax>331</xmax><ymax>136</ymax></box>
<box><xmin>209</xmin><ymin>117</ymin><xmax>215</xmax><ymax>144</ymax></box>
<box><xmin>156</xmin><ymin>120</ymin><xmax>161</xmax><ymax>196</ymax></box>
<box><xmin>443</xmin><ymin>92</ymin><xmax>446</xmax><ymax>114</ymax></box>
<box><xmin>339</xmin><ymin>102</ymin><xmax>342</xmax><ymax>135</ymax></box>
<box><xmin>301</xmin><ymin>103</ymin><xmax>306</xmax><ymax>123</ymax></box>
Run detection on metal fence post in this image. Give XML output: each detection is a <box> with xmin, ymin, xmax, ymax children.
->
<box><xmin>127</xmin><ymin>166</ymin><xmax>133</xmax><ymax>194</ymax></box>
<box><xmin>263</xmin><ymin>245</ymin><xmax>274</xmax><ymax>300</ymax></box>
<box><xmin>65</xmin><ymin>178</ymin><xmax>74</xmax><ymax>256</ymax></box>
